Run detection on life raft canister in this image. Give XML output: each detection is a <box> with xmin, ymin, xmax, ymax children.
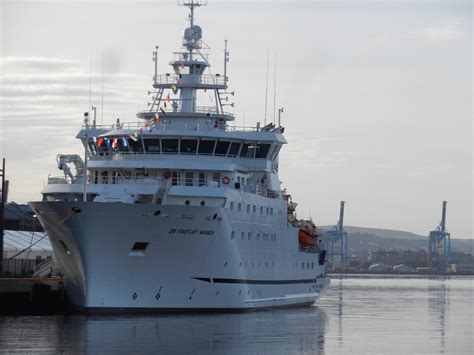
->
<box><xmin>222</xmin><ymin>176</ymin><xmax>230</xmax><ymax>184</ymax></box>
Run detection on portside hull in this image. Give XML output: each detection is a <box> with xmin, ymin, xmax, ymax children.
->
<box><xmin>30</xmin><ymin>201</ymin><xmax>330</xmax><ymax>313</ymax></box>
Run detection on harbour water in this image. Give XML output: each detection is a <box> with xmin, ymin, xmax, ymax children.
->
<box><xmin>0</xmin><ymin>275</ymin><xmax>472</xmax><ymax>354</ymax></box>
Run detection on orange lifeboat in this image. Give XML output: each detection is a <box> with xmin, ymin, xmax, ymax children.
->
<box><xmin>298</xmin><ymin>229</ymin><xmax>316</xmax><ymax>246</ymax></box>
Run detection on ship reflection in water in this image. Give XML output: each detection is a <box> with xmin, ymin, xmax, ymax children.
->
<box><xmin>0</xmin><ymin>276</ymin><xmax>472</xmax><ymax>354</ymax></box>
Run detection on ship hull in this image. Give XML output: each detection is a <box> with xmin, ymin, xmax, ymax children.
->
<box><xmin>29</xmin><ymin>201</ymin><xmax>330</xmax><ymax>314</ymax></box>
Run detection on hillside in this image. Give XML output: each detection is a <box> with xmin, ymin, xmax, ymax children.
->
<box><xmin>320</xmin><ymin>226</ymin><xmax>473</xmax><ymax>255</ymax></box>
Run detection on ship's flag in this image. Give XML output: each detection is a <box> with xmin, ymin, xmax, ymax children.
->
<box><xmin>145</xmin><ymin>122</ymin><xmax>149</xmax><ymax>128</ymax></box>
<box><xmin>121</xmin><ymin>137</ymin><xmax>128</xmax><ymax>147</ymax></box>
<box><xmin>105</xmin><ymin>139</ymin><xmax>111</xmax><ymax>149</ymax></box>
<box><xmin>171</xmin><ymin>84</ymin><xmax>177</xmax><ymax>91</ymax></box>
<box><xmin>97</xmin><ymin>137</ymin><xmax>104</xmax><ymax>147</ymax></box>
<box><xmin>155</xmin><ymin>112</ymin><xmax>160</xmax><ymax>123</ymax></box>
<box><xmin>130</xmin><ymin>134</ymin><xmax>138</xmax><ymax>141</ymax></box>
<box><xmin>166</xmin><ymin>93</ymin><xmax>170</xmax><ymax>102</ymax></box>
<box><xmin>112</xmin><ymin>138</ymin><xmax>118</xmax><ymax>149</ymax></box>
<box><xmin>92</xmin><ymin>136</ymin><xmax>97</xmax><ymax>143</ymax></box>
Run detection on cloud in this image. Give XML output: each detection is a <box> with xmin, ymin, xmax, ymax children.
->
<box><xmin>0</xmin><ymin>56</ymin><xmax>80</xmax><ymax>72</ymax></box>
<box><xmin>414</xmin><ymin>22</ymin><xmax>465</xmax><ymax>42</ymax></box>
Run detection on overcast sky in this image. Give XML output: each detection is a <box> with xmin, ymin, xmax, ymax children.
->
<box><xmin>0</xmin><ymin>0</ymin><xmax>472</xmax><ymax>238</ymax></box>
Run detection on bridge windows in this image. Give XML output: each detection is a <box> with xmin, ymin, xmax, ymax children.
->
<box><xmin>227</xmin><ymin>142</ymin><xmax>241</xmax><ymax>157</ymax></box>
<box><xmin>95</xmin><ymin>136</ymin><xmax>274</xmax><ymax>160</ymax></box>
<box><xmin>255</xmin><ymin>144</ymin><xmax>271</xmax><ymax>158</ymax></box>
<box><xmin>129</xmin><ymin>138</ymin><xmax>144</xmax><ymax>153</ymax></box>
<box><xmin>161</xmin><ymin>138</ymin><xmax>179</xmax><ymax>153</ymax></box>
<box><xmin>198</xmin><ymin>139</ymin><xmax>216</xmax><ymax>155</ymax></box>
<box><xmin>215</xmin><ymin>140</ymin><xmax>230</xmax><ymax>156</ymax></box>
<box><xmin>144</xmin><ymin>138</ymin><xmax>161</xmax><ymax>153</ymax></box>
<box><xmin>180</xmin><ymin>139</ymin><xmax>198</xmax><ymax>154</ymax></box>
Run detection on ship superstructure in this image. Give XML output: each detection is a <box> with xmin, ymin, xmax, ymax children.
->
<box><xmin>30</xmin><ymin>1</ymin><xmax>329</xmax><ymax>313</ymax></box>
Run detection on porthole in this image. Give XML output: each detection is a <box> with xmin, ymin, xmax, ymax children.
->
<box><xmin>154</xmin><ymin>210</ymin><xmax>161</xmax><ymax>216</ymax></box>
<box><xmin>185</xmin><ymin>200</ymin><xmax>190</xmax><ymax>206</ymax></box>
<box><xmin>200</xmin><ymin>201</ymin><xmax>206</xmax><ymax>206</ymax></box>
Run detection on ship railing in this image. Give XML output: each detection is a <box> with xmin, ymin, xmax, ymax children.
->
<box><xmin>153</xmin><ymin>74</ymin><xmax>227</xmax><ymax>86</ymax></box>
<box><xmin>242</xmin><ymin>184</ymin><xmax>280</xmax><ymax>199</ymax></box>
<box><xmin>90</xmin><ymin>176</ymin><xmax>166</xmax><ymax>185</ymax></box>
<box><xmin>82</xmin><ymin>122</ymin><xmax>147</xmax><ymax>131</ymax></box>
<box><xmin>172</xmin><ymin>52</ymin><xmax>210</xmax><ymax>62</ymax></box>
<box><xmin>47</xmin><ymin>176</ymin><xmax>73</xmax><ymax>184</ymax></box>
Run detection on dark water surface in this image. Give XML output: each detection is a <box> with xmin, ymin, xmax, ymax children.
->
<box><xmin>1</xmin><ymin>275</ymin><xmax>472</xmax><ymax>354</ymax></box>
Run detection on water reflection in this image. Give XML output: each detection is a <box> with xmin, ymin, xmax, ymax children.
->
<box><xmin>2</xmin><ymin>276</ymin><xmax>472</xmax><ymax>354</ymax></box>
<box><xmin>428</xmin><ymin>277</ymin><xmax>449</xmax><ymax>354</ymax></box>
<box><xmin>82</xmin><ymin>308</ymin><xmax>328</xmax><ymax>354</ymax></box>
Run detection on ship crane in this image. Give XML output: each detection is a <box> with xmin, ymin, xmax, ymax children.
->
<box><xmin>325</xmin><ymin>201</ymin><xmax>349</xmax><ymax>270</ymax></box>
<box><xmin>428</xmin><ymin>201</ymin><xmax>451</xmax><ymax>272</ymax></box>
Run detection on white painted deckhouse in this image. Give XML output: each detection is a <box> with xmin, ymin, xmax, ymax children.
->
<box><xmin>30</xmin><ymin>0</ymin><xmax>330</xmax><ymax>313</ymax></box>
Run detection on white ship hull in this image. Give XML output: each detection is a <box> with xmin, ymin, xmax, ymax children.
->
<box><xmin>30</xmin><ymin>201</ymin><xmax>329</xmax><ymax>313</ymax></box>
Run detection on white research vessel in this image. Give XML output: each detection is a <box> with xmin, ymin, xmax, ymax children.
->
<box><xmin>30</xmin><ymin>1</ymin><xmax>329</xmax><ymax>313</ymax></box>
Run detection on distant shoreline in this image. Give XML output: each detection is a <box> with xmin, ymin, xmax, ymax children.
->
<box><xmin>327</xmin><ymin>271</ymin><xmax>474</xmax><ymax>277</ymax></box>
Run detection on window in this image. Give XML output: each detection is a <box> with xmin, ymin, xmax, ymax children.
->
<box><xmin>101</xmin><ymin>171</ymin><xmax>108</xmax><ymax>184</ymax></box>
<box><xmin>311</xmin><ymin>262</ymin><xmax>314</xmax><ymax>269</ymax></box>
<box><xmin>270</xmin><ymin>145</ymin><xmax>282</xmax><ymax>160</ymax></box>
<box><xmin>241</xmin><ymin>232</ymin><xmax>244</xmax><ymax>240</ymax></box>
<box><xmin>129</xmin><ymin>242</ymin><xmax>149</xmax><ymax>257</ymax></box>
<box><xmin>198</xmin><ymin>140</ymin><xmax>216</xmax><ymax>155</ymax></box>
<box><xmin>161</xmin><ymin>138</ymin><xmax>179</xmax><ymax>153</ymax></box>
<box><xmin>212</xmin><ymin>172</ymin><xmax>220</xmax><ymax>185</ymax></box>
<box><xmin>215</xmin><ymin>140</ymin><xmax>230</xmax><ymax>156</ymax></box>
<box><xmin>129</xmin><ymin>138</ymin><xmax>144</xmax><ymax>153</ymax></box>
<box><xmin>228</xmin><ymin>142</ymin><xmax>241</xmax><ymax>157</ymax></box>
<box><xmin>240</xmin><ymin>143</ymin><xmax>256</xmax><ymax>158</ymax></box>
<box><xmin>255</xmin><ymin>143</ymin><xmax>271</xmax><ymax>158</ymax></box>
<box><xmin>198</xmin><ymin>172</ymin><xmax>206</xmax><ymax>186</ymax></box>
<box><xmin>246</xmin><ymin>204</ymin><xmax>250</xmax><ymax>213</ymax></box>
<box><xmin>266</xmin><ymin>207</ymin><xmax>269</xmax><ymax>215</ymax></box>
<box><xmin>185</xmin><ymin>172</ymin><xmax>193</xmax><ymax>186</ymax></box>
<box><xmin>180</xmin><ymin>139</ymin><xmax>197</xmax><ymax>154</ymax></box>
<box><xmin>270</xmin><ymin>208</ymin><xmax>273</xmax><ymax>215</ymax></box>
<box><xmin>253</xmin><ymin>205</ymin><xmax>256</xmax><ymax>213</ymax></box>
<box><xmin>260</xmin><ymin>206</ymin><xmax>263</xmax><ymax>214</ymax></box>
<box><xmin>257</xmin><ymin>233</ymin><xmax>260</xmax><ymax>240</ymax></box>
<box><xmin>230</xmin><ymin>202</ymin><xmax>234</xmax><ymax>210</ymax></box>
<box><xmin>238</xmin><ymin>203</ymin><xmax>242</xmax><ymax>212</ymax></box>
<box><xmin>307</xmin><ymin>263</ymin><xmax>310</xmax><ymax>269</ymax></box>
<box><xmin>248</xmin><ymin>232</ymin><xmax>251</xmax><ymax>240</ymax></box>
<box><xmin>231</xmin><ymin>231</ymin><xmax>235</xmax><ymax>239</ymax></box>
<box><xmin>302</xmin><ymin>263</ymin><xmax>305</xmax><ymax>270</ymax></box>
<box><xmin>144</xmin><ymin>138</ymin><xmax>161</xmax><ymax>153</ymax></box>
<box><xmin>172</xmin><ymin>171</ymin><xmax>179</xmax><ymax>186</ymax></box>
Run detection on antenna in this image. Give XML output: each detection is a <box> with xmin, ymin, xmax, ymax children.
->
<box><xmin>101</xmin><ymin>52</ymin><xmax>104</xmax><ymax>126</ymax></box>
<box><xmin>91</xmin><ymin>105</ymin><xmax>97</xmax><ymax>128</ymax></box>
<box><xmin>278</xmin><ymin>107</ymin><xmax>284</xmax><ymax>127</ymax></box>
<box><xmin>224</xmin><ymin>39</ymin><xmax>229</xmax><ymax>83</ymax></box>
<box><xmin>179</xmin><ymin>0</ymin><xmax>207</xmax><ymax>26</ymax></box>
<box><xmin>153</xmin><ymin>46</ymin><xmax>159</xmax><ymax>86</ymax></box>
<box><xmin>273</xmin><ymin>52</ymin><xmax>277</xmax><ymax>125</ymax></box>
<box><xmin>88</xmin><ymin>50</ymin><xmax>92</xmax><ymax>114</ymax></box>
<box><xmin>264</xmin><ymin>49</ymin><xmax>269</xmax><ymax>125</ymax></box>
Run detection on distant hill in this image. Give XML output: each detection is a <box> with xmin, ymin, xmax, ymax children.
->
<box><xmin>320</xmin><ymin>225</ymin><xmax>473</xmax><ymax>255</ymax></box>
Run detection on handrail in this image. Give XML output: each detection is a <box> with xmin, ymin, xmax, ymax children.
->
<box><xmin>153</xmin><ymin>73</ymin><xmax>227</xmax><ymax>86</ymax></box>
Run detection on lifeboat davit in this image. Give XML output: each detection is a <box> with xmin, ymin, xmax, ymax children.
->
<box><xmin>298</xmin><ymin>229</ymin><xmax>316</xmax><ymax>246</ymax></box>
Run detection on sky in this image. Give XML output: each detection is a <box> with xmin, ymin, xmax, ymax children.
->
<box><xmin>0</xmin><ymin>0</ymin><xmax>472</xmax><ymax>238</ymax></box>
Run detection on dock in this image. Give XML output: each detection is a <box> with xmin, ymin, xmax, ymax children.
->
<box><xmin>0</xmin><ymin>277</ymin><xmax>65</xmax><ymax>315</ymax></box>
